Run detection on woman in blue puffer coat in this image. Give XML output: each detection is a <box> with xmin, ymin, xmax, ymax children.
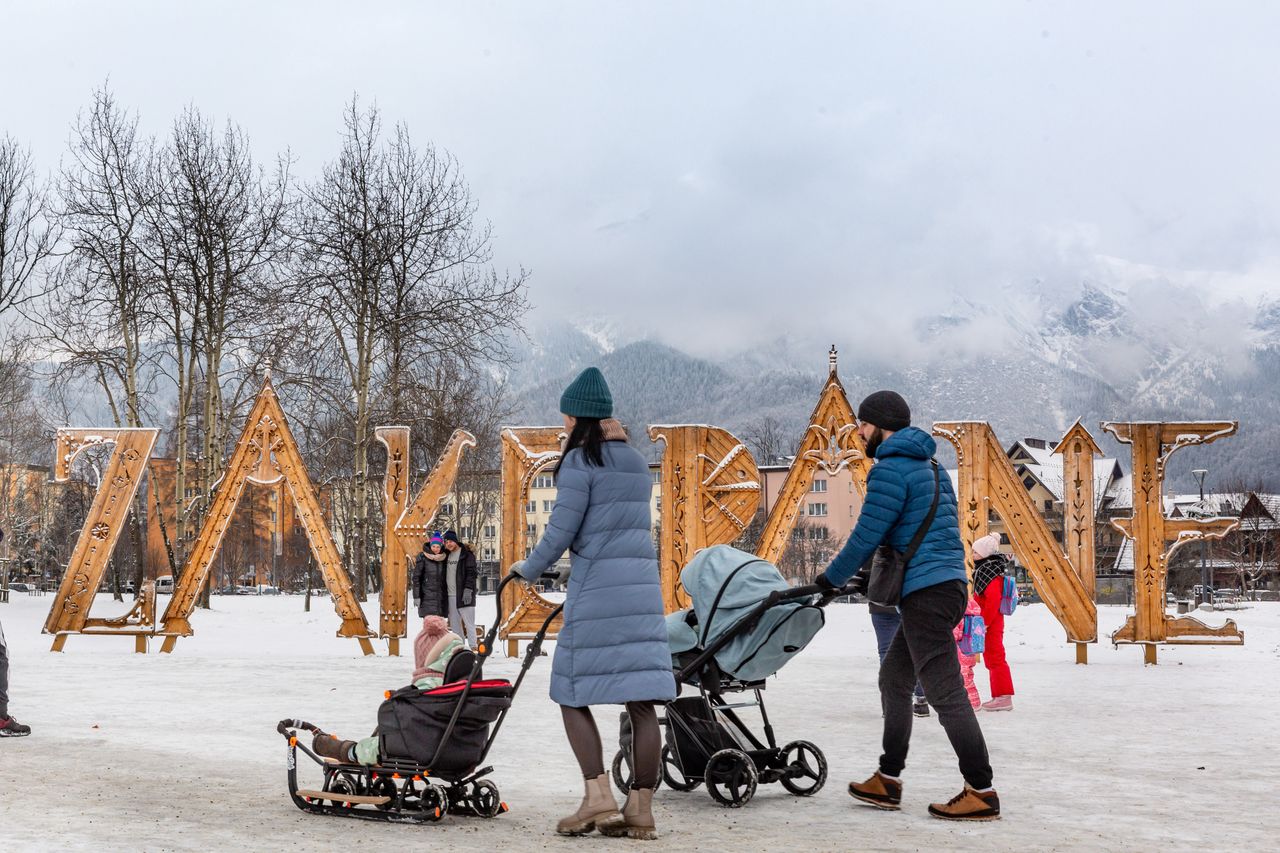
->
<box><xmin>513</xmin><ymin>367</ymin><xmax>675</xmax><ymax>841</ymax></box>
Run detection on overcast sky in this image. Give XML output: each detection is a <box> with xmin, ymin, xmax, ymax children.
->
<box><xmin>5</xmin><ymin>1</ymin><xmax>1280</xmax><ymax>357</ymax></box>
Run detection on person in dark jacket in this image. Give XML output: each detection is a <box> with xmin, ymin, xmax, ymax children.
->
<box><xmin>440</xmin><ymin>531</ymin><xmax>478</xmax><ymax>649</ymax></box>
<box><xmin>512</xmin><ymin>367</ymin><xmax>675</xmax><ymax>840</ymax></box>
<box><xmin>0</xmin><ymin>616</ymin><xmax>31</xmax><ymax>737</ymax></box>
<box><xmin>819</xmin><ymin>390</ymin><xmax>999</xmax><ymax>822</ymax></box>
<box><xmin>412</xmin><ymin>534</ymin><xmax>449</xmax><ymax>619</ymax></box>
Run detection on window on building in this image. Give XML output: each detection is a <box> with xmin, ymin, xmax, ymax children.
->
<box><xmin>534</xmin><ymin>475</ymin><xmax>554</xmax><ymax>490</ymax></box>
<box><xmin>542</xmin><ymin>500</ymin><xmax>554</xmax><ymax>513</ymax></box>
<box><xmin>652</xmin><ymin>471</ymin><xmax>661</xmax><ymax>484</ymax></box>
<box><xmin>461</xmin><ymin>527</ymin><xmax>474</xmax><ymax>540</ymax></box>
<box><xmin>526</xmin><ymin>500</ymin><xmax>537</xmax><ymax>514</ymax></box>
<box><xmin>525</xmin><ymin>523</ymin><xmax>536</xmax><ymax>536</ymax></box>
<box><xmin>441</xmin><ymin>503</ymin><xmax>454</xmax><ymax>516</ymax></box>
<box><xmin>807</xmin><ymin>503</ymin><xmax>828</xmax><ymax>517</ymax></box>
<box><xmin>809</xmin><ymin>526</ymin><xmax>828</xmax><ymax>540</ymax></box>
<box><xmin>1022</xmin><ymin>476</ymin><xmax>1035</xmax><ymax>490</ymax></box>
<box><xmin>1043</xmin><ymin>499</ymin><xmax>1054</xmax><ymax>512</ymax></box>
<box><xmin>483</xmin><ymin>546</ymin><xmax>495</xmax><ymax>561</ymax></box>
<box><xmin>1000</xmin><ymin>533</ymin><xmax>1010</xmax><ymax>545</ymax></box>
<box><xmin>811</xmin><ymin>479</ymin><xmax>828</xmax><ymax>493</ymax></box>
<box><xmin>484</xmin><ymin>525</ymin><xmax>496</xmax><ymax>539</ymax></box>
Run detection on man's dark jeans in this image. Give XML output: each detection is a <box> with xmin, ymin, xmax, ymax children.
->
<box><xmin>870</xmin><ymin>610</ymin><xmax>924</xmax><ymax>699</ymax></box>
<box><xmin>878</xmin><ymin>580</ymin><xmax>993</xmax><ymax>789</ymax></box>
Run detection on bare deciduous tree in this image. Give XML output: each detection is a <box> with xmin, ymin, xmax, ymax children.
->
<box><xmin>292</xmin><ymin>98</ymin><xmax>527</xmax><ymax>597</ymax></box>
<box><xmin>0</xmin><ymin>133</ymin><xmax>58</xmax><ymax>316</ymax></box>
<box><xmin>142</xmin><ymin>107</ymin><xmax>292</xmax><ymax>584</ymax></box>
<box><xmin>43</xmin><ymin>85</ymin><xmax>156</xmax><ymax>430</ymax></box>
<box><xmin>740</xmin><ymin>415</ymin><xmax>795</xmax><ymax>466</ymax></box>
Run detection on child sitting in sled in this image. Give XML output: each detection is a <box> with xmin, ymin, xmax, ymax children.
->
<box><xmin>312</xmin><ymin>615</ymin><xmax>465</xmax><ymax>764</ymax></box>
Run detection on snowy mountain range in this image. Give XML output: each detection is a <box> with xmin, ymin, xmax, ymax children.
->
<box><xmin>510</xmin><ymin>283</ymin><xmax>1280</xmax><ymax>489</ymax></box>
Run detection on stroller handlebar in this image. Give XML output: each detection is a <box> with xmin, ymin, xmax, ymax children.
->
<box><xmin>768</xmin><ymin>581</ymin><xmax>858</xmax><ymax>608</ymax></box>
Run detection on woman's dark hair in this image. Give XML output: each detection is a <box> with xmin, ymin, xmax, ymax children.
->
<box><xmin>555</xmin><ymin>417</ymin><xmax>607</xmax><ymax>474</ymax></box>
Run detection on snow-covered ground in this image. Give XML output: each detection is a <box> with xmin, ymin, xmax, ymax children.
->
<box><xmin>2</xmin><ymin>593</ymin><xmax>1278</xmax><ymax>852</ymax></box>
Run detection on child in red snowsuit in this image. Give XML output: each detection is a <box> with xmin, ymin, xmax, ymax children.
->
<box><xmin>953</xmin><ymin>595</ymin><xmax>983</xmax><ymax>709</ymax></box>
<box><xmin>971</xmin><ymin>534</ymin><xmax>1014</xmax><ymax>711</ymax></box>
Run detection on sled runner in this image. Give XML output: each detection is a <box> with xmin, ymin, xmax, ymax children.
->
<box><xmin>278</xmin><ymin>573</ymin><xmax>561</xmax><ymax>824</ymax></box>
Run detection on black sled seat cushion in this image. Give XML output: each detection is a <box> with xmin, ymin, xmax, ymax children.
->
<box><xmin>377</xmin><ymin>679</ymin><xmax>513</xmax><ymax>773</ymax></box>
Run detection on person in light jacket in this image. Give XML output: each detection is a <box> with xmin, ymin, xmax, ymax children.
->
<box><xmin>513</xmin><ymin>367</ymin><xmax>675</xmax><ymax>840</ymax></box>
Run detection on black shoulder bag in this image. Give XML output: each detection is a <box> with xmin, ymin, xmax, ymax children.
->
<box><xmin>866</xmin><ymin>460</ymin><xmax>941</xmax><ymax>609</ymax></box>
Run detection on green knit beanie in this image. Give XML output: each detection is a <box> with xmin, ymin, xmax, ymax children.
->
<box><xmin>559</xmin><ymin>367</ymin><xmax>613</xmax><ymax>419</ymax></box>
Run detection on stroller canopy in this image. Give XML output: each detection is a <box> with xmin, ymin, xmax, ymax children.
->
<box><xmin>668</xmin><ymin>545</ymin><xmax>825</xmax><ymax>682</ymax></box>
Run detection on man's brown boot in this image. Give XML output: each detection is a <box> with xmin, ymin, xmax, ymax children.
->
<box><xmin>311</xmin><ymin>732</ymin><xmax>356</xmax><ymax>763</ymax></box>
<box><xmin>555</xmin><ymin>774</ymin><xmax>624</xmax><ymax>836</ymax></box>
<box><xmin>848</xmin><ymin>771</ymin><xmax>903</xmax><ymax>810</ymax></box>
<box><xmin>600</xmin><ymin>787</ymin><xmax>657</xmax><ymax>840</ymax></box>
<box><xmin>928</xmin><ymin>786</ymin><xmax>1001</xmax><ymax>821</ymax></box>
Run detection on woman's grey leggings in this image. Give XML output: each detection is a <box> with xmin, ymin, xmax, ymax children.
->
<box><xmin>561</xmin><ymin>702</ymin><xmax>660</xmax><ymax>790</ymax></box>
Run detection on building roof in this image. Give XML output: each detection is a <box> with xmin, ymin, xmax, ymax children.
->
<box><xmin>1006</xmin><ymin>438</ymin><xmax>1124</xmax><ymax>513</ymax></box>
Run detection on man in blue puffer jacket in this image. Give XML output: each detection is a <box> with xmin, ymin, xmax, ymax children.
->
<box><xmin>818</xmin><ymin>390</ymin><xmax>999</xmax><ymax>822</ymax></box>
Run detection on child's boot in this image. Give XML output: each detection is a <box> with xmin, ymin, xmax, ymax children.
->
<box><xmin>311</xmin><ymin>731</ymin><xmax>356</xmax><ymax>763</ymax></box>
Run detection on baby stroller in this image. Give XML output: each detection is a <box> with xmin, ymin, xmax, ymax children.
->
<box><xmin>278</xmin><ymin>574</ymin><xmax>561</xmax><ymax>824</ymax></box>
<box><xmin>612</xmin><ymin>545</ymin><xmax>851</xmax><ymax>808</ymax></box>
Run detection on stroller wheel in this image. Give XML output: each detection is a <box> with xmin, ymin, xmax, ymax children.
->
<box><xmin>778</xmin><ymin>740</ymin><xmax>828</xmax><ymax>797</ymax></box>
<box><xmin>369</xmin><ymin>777</ymin><xmax>398</xmax><ymax>810</ymax></box>
<box><xmin>660</xmin><ymin>745</ymin><xmax>700</xmax><ymax>792</ymax></box>
<box><xmin>418</xmin><ymin>785</ymin><xmax>446</xmax><ymax>821</ymax></box>
<box><xmin>612</xmin><ymin>749</ymin><xmax>664</xmax><ymax>793</ymax></box>
<box><xmin>471</xmin><ymin>779</ymin><xmax>505</xmax><ymax>818</ymax></box>
<box><xmin>704</xmin><ymin>749</ymin><xmax>757</xmax><ymax>808</ymax></box>
<box><xmin>611</xmin><ymin>749</ymin><xmax>632</xmax><ymax>792</ymax></box>
<box><xmin>325</xmin><ymin>773</ymin><xmax>361</xmax><ymax>803</ymax></box>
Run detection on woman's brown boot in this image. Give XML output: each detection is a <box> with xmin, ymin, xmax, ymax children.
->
<box><xmin>600</xmin><ymin>787</ymin><xmax>657</xmax><ymax>840</ymax></box>
<box><xmin>555</xmin><ymin>774</ymin><xmax>624</xmax><ymax>836</ymax></box>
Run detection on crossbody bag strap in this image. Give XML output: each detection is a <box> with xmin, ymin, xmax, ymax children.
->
<box><xmin>900</xmin><ymin>460</ymin><xmax>941</xmax><ymax>567</ymax></box>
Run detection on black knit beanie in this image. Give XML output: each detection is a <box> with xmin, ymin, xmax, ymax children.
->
<box><xmin>857</xmin><ymin>390</ymin><xmax>911</xmax><ymax>431</ymax></box>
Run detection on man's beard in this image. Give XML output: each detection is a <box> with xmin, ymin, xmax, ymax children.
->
<box><xmin>864</xmin><ymin>427</ymin><xmax>885</xmax><ymax>459</ymax></box>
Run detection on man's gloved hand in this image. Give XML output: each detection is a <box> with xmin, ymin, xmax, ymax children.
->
<box><xmin>815</xmin><ymin>573</ymin><xmax>837</xmax><ymax>592</ymax></box>
<box><xmin>849</xmin><ymin>570</ymin><xmax>869</xmax><ymax>597</ymax></box>
<box><xmin>509</xmin><ymin>560</ymin><xmax>531</xmax><ymax>582</ymax></box>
